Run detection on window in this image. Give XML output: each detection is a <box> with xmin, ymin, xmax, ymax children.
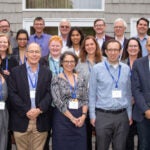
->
<box><xmin>23</xmin><ymin>0</ymin><xmax>104</xmax><ymax>11</ymax></box>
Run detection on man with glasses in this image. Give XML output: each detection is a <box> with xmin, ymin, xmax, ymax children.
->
<box><xmin>8</xmin><ymin>43</ymin><xmax>53</xmax><ymax>150</ymax></box>
<box><xmin>59</xmin><ymin>19</ymin><xmax>71</xmax><ymax>48</ymax></box>
<box><xmin>114</xmin><ymin>18</ymin><xmax>128</xmax><ymax>59</ymax></box>
<box><xmin>0</xmin><ymin>19</ymin><xmax>18</xmax><ymax>49</ymax></box>
<box><xmin>135</xmin><ymin>17</ymin><xmax>149</xmax><ymax>56</ymax></box>
<box><xmin>93</xmin><ymin>18</ymin><xmax>113</xmax><ymax>55</ymax></box>
<box><xmin>29</xmin><ymin>17</ymin><xmax>51</xmax><ymax>56</ymax></box>
<box><xmin>89</xmin><ymin>39</ymin><xmax>132</xmax><ymax>150</ymax></box>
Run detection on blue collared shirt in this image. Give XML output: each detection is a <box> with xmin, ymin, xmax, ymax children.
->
<box><xmin>26</xmin><ymin>62</ymin><xmax>39</xmax><ymax>108</ymax></box>
<box><xmin>29</xmin><ymin>33</ymin><xmax>51</xmax><ymax>57</ymax></box>
<box><xmin>136</xmin><ymin>35</ymin><xmax>149</xmax><ymax>57</ymax></box>
<box><xmin>89</xmin><ymin>60</ymin><xmax>132</xmax><ymax>120</ymax></box>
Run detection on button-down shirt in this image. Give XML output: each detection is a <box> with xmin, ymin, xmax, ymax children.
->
<box><xmin>96</xmin><ymin>35</ymin><xmax>105</xmax><ymax>49</ymax></box>
<box><xmin>136</xmin><ymin>35</ymin><xmax>149</xmax><ymax>57</ymax></box>
<box><xmin>26</xmin><ymin>62</ymin><xmax>39</xmax><ymax>108</ymax></box>
<box><xmin>29</xmin><ymin>33</ymin><xmax>51</xmax><ymax>57</ymax></box>
<box><xmin>89</xmin><ymin>60</ymin><xmax>132</xmax><ymax>120</ymax></box>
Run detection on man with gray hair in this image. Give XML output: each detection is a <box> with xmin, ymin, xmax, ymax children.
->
<box><xmin>59</xmin><ymin>19</ymin><xmax>71</xmax><ymax>47</ymax></box>
<box><xmin>114</xmin><ymin>18</ymin><xmax>128</xmax><ymax>58</ymax></box>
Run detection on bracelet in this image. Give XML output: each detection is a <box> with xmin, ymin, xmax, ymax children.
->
<box><xmin>82</xmin><ymin>113</ymin><xmax>87</xmax><ymax>116</ymax></box>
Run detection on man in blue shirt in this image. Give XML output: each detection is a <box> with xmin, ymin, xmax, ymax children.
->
<box><xmin>29</xmin><ymin>17</ymin><xmax>51</xmax><ymax>57</ymax></box>
<box><xmin>89</xmin><ymin>39</ymin><xmax>132</xmax><ymax>150</ymax></box>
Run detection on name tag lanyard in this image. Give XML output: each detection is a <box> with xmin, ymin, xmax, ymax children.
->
<box><xmin>63</xmin><ymin>72</ymin><xmax>77</xmax><ymax>98</ymax></box>
<box><xmin>5</xmin><ymin>57</ymin><xmax>8</xmax><ymax>70</ymax></box>
<box><xmin>87</xmin><ymin>61</ymin><xmax>92</xmax><ymax>73</ymax></box>
<box><xmin>104</xmin><ymin>61</ymin><xmax>121</xmax><ymax>88</ymax></box>
<box><xmin>51</xmin><ymin>58</ymin><xmax>61</xmax><ymax>75</ymax></box>
<box><xmin>28</xmin><ymin>73</ymin><xmax>38</xmax><ymax>89</ymax></box>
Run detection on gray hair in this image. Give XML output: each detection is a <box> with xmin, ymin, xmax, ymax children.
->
<box><xmin>114</xmin><ymin>18</ymin><xmax>127</xmax><ymax>28</ymax></box>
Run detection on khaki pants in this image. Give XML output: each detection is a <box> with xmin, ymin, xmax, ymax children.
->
<box><xmin>14</xmin><ymin>120</ymin><xmax>48</xmax><ymax>150</ymax></box>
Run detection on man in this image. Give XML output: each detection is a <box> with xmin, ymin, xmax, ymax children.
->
<box><xmin>93</xmin><ymin>18</ymin><xmax>113</xmax><ymax>55</ymax></box>
<box><xmin>136</xmin><ymin>17</ymin><xmax>149</xmax><ymax>56</ymax></box>
<box><xmin>59</xmin><ymin>19</ymin><xmax>71</xmax><ymax>47</ymax></box>
<box><xmin>132</xmin><ymin>37</ymin><xmax>150</xmax><ymax>150</ymax></box>
<box><xmin>89</xmin><ymin>39</ymin><xmax>132</xmax><ymax>150</ymax></box>
<box><xmin>0</xmin><ymin>19</ymin><xmax>17</xmax><ymax>49</ymax></box>
<box><xmin>114</xmin><ymin>18</ymin><xmax>128</xmax><ymax>58</ymax></box>
<box><xmin>8</xmin><ymin>43</ymin><xmax>53</xmax><ymax>150</ymax></box>
<box><xmin>28</xmin><ymin>17</ymin><xmax>51</xmax><ymax>56</ymax></box>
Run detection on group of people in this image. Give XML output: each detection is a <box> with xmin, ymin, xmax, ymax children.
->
<box><xmin>0</xmin><ymin>16</ymin><xmax>149</xmax><ymax>150</ymax></box>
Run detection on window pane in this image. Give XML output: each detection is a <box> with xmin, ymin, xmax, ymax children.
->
<box><xmin>26</xmin><ymin>0</ymin><xmax>102</xmax><ymax>9</ymax></box>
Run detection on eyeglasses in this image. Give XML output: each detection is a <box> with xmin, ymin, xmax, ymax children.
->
<box><xmin>27</xmin><ymin>50</ymin><xmax>41</xmax><ymax>54</ymax></box>
<box><xmin>128</xmin><ymin>45</ymin><xmax>138</xmax><ymax>48</ymax></box>
<box><xmin>60</xmin><ymin>26</ymin><xmax>70</xmax><ymax>29</ymax></box>
<box><xmin>63</xmin><ymin>60</ymin><xmax>75</xmax><ymax>64</ymax></box>
<box><xmin>18</xmin><ymin>38</ymin><xmax>27</xmax><ymax>41</ymax></box>
<box><xmin>106</xmin><ymin>49</ymin><xmax>120</xmax><ymax>52</ymax></box>
<box><xmin>0</xmin><ymin>41</ymin><xmax>8</xmax><ymax>44</ymax></box>
<box><xmin>95</xmin><ymin>24</ymin><xmax>104</xmax><ymax>28</ymax></box>
<box><xmin>34</xmin><ymin>23</ymin><xmax>44</xmax><ymax>26</ymax></box>
<box><xmin>114</xmin><ymin>26</ymin><xmax>124</xmax><ymax>29</ymax></box>
<box><xmin>0</xmin><ymin>25</ymin><xmax>9</xmax><ymax>28</ymax></box>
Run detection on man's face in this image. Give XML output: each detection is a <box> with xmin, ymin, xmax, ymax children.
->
<box><xmin>114</xmin><ymin>21</ymin><xmax>126</xmax><ymax>37</ymax></box>
<box><xmin>137</xmin><ymin>20</ymin><xmax>149</xmax><ymax>36</ymax></box>
<box><xmin>105</xmin><ymin>42</ymin><xmax>121</xmax><ymax>64</ymax></box>
<box><xmin>26</xmin><ymin>43</ymin><xmax>41</xmax><ymax>66</ymax></box>
<box><xmin>33</xmin><ymin>20</ymin><xmax>45</xmax><ymax>34</ymax></box>
<box><xmin>93</xmin><ymin>20</ymin><xmax>106</xmax><ymax>35</ymax></box>
<box><xmin>59</xmin><ymin>21</ymin><xmax>71</xmax><ymax>36</ymax></box>
<box><xmin>0</xmin><ymin>21</ymin><xmax>10</xmax><ymax>33</ymax></box>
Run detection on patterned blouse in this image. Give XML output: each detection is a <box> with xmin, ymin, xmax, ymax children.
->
<box><xmin>51</xmin><ymin>75</ymin><xmax>88</xmax><ymax>113</ymax></box>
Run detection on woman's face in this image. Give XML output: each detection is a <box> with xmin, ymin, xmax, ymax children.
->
<box><xmin>0</xmin><ymin>36</ymin><xmax>9</xmax><ymax>52</ymax></box>
<box><xmin>71</xmin><ymin>30</ymin><xmax>81</xmax><ymax>45</ymax></box>
<box><xmin>85</xmin><ymin>38</ymin><xmax>97</xmax><ymax>55</ymax></box>
<box><xmin>17</xmin><ymin>33</ymin><xmax>28</xmax><ymax>48</ymax></box>
<box><xmin>49</xmin><ymin>40</ymin><xmax>62</xmax><ymax>58</ymax></box>
<box><xmin>62</xmin><ymin>54</ymin><xmax>76</xmax><ymax>72</ymax></box>
<box><xmin>127</xmin><ymin>40</ymin><xmax>140</xmax><ymax>57</ymax></box>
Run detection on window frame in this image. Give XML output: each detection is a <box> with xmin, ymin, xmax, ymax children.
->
<box><xmin>22</xmin><ymin>0</ymin><xmax>105</xmax><ymax>11</ymax></box>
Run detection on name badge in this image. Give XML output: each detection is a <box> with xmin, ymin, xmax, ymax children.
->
<box><xmin>112</xmin><ymin>90</ymin><xmax>122</xmax><ymax>98</ymax></box>
<box><xmin>30</xmin><ymin>90</ymin><xmax>36</xmax><ymax>99</ymax></box>
<box><xmin>0</xmin><ymin>101</ymin><xmax>5</xmax><ymax>110</ymax></box>
<box><xmin>69</xmin><ymin>99</ymin><xmax>78</xmax><ymax>109</ymax></box>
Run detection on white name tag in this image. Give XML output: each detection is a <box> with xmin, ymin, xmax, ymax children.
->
<box><xmin>69</xmin><ymin>99</ymin><xmax>79</xmax><ymax>109</ymax></box>
<box><xmin>0</xmin><ymin>101</ymin><xmax>5</xmax><ymax>110</ymax></box>
<box><xmin>112</xmin><ymin>90</ymin><xmax>122</xmax><ymax>98</ymax></box>
<box><xmin>30</xmin><ymin>90</ymin><xmax>36</xmax><ymax>99</ymax></box>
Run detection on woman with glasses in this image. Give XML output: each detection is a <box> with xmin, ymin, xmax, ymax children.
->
<box><xmin>121</xmin><ymin>37</ymin><xmax>142</xmax><ymax>150</ymax></box>
<box><xmin>12</xmin><ymin>29</ymin><xmax>29</xmax><ymax>65</ymax></box>
<box><xmin>51</xmin><ymin>51</ymin><xmax>88</xmax><ymax>150</ymax></box>
<box><xmin>62</xmin><ymin>27</ymin><xmax>84</xmax><ymax>57</ymax></box>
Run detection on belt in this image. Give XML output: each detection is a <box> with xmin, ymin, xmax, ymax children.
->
<box><xmin>96</xmin><ymin>108</ymin><xmax>126</xmax><ymax>114</ymax></box>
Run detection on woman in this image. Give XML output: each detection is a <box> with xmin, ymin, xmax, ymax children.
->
<box><xmin>76</xmin><ymin>35</ymin><xmax>103</xmax><ymax>150</ymax></box>
<box><xmin>40</xmin><ymin>35</ymin><xmax>63</xmax><ymax>76</ymax></box>
<box><xmin>51</xmin><ymin>51</ymin><xmax>88</xmax><ymax>150</ymax></box>
<box><xmin>122</xmin><ymin>37</ymin><xmax>142</xmax><ymax>150</ymax></box>
<box><xmin>0</xmin><ymin>54</ymin><xmax>9</xmax><ymax>150</ymax></box>
<box><xmin>0</xmin><ymin>34</ymin><xmax>18</xmax><ymax>80</ymax></box>
<box><xmin>62</xmin><ymin>27</ymin><xmax>84</xmax><ymax>57</ymax></box>
<box><xmin>12</xmin><ymin>29</ymin><xmax>29</xmax><ymax>65</ymax></box>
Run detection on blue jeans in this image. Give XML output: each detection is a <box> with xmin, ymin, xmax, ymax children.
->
<box><xmin>137</xmin><ymin>118</ymin><xmax>150</xmax><ymax>150</ymax></box>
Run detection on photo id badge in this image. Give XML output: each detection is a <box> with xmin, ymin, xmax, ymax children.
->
<box><xmin>30</xmin><ymin>90</ymin><xmax>36</xmax><ymax>99</ymax></box>
<box><xmin>69</xmin><ymin>99</ymin><xmax>79</xmax><ymax>109</ymax></box>
<box><xmin>112</xmin><ymin>89</ymin><xmax>122</xmax><ymax>98</ymax></box>
<box><xmin>0</xmin><ymin>101</ymin><xmax>5</xmax><ymax>110</ymax></box>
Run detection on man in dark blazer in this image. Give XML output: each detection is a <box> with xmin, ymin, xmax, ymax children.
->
<box><xmin>132</xmin><ymin>37</ymin><xmax>150</xmax><ymax>150</ymax></box>
<box><xmin>8</xmin><ymin>42</ymin><xmax>52</xmax><ymax>150</ymax></box>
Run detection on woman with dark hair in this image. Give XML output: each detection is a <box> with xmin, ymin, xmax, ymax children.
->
<box><xmin>12</xmin><ymin>29</ymin><xmax>29</xmax><ymax>65</ymax></box>
<box><xmin>0</xmin><ymin>54</ymin><xmax>9</xmax><ymax>150</ymax></box>
<box><xmin>62</xmin><ymin>27</ymin><xmax>84</xmax><ymax>57</ymax></box>
<box><xmin>51</xmin><ymin>51</ymin><xmax>88</xmax><ymax>150</ymax></box>
<box><xmin>121</xmin><ymin>37</ymin><xmax>142</xmax><ymax>150</ymax></box>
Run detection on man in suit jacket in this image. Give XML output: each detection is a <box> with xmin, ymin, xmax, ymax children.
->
<box><xmin>93</xmin><ymin>18</ymin><xmax>113</xmax><ymax>56</ymax></box>
<box><xmin>132</xmin><ymin>37</ymin><xmax>150</xmax><ymax>150</ymax></box>
<box><xmin>8</xmin><ymin>43</ymin><xmax>52</xmax><ymax>150</ymax></box>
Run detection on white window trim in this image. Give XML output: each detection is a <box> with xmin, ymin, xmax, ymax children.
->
<box><xmin>22</xmin><ymin>0</ymin><xmax>105</xmax><ymax>11</ymax></box>
<box><xmin>23</xmin><ymin>18</ymin><xmax>96</xmax><ymax>36</ymax></box>
<box><xmin>130</xmin><ymin>18</ymin><xmax>150</xmax><ymax>37</ymax></box>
